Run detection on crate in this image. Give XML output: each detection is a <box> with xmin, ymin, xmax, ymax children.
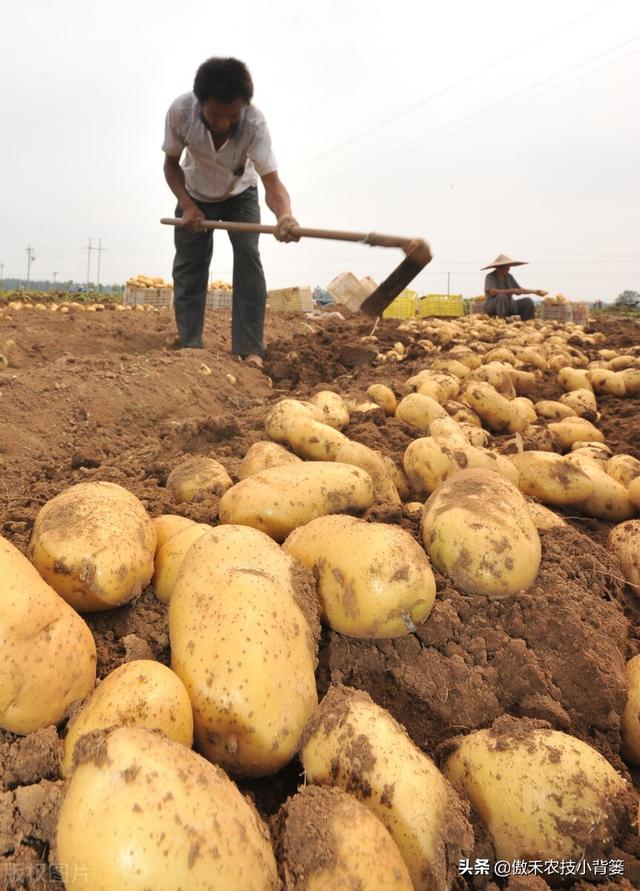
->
<box><xmin>417</xmin><ymin>294</ymin><xmax>464</xmax><ymax>318</ymax></box>
<box><xmin>360</xmin><ymin>275</ymin><xmax>378</xmax><ymax>296</ymax></box>
<box><xmin>470</xmin><ymin>300</ymin><xmax>487</xmax><ymax>315</ymax></box>
<box><xmin>570</xmin><ymin>302</ymin><xmax>590</xmax><ymax>325</ymax></box>
<box><xmin>382</xmin><ymin>289</ymin><xmax>418</xmax><ymax>319</ymax></box>
<box><xmin>267</xmin><ymin>286</ymin><xmax>313</xmax><ymax>313</ymax></box>
<box><xmin>206</xmin><ymin>289</ymin><xmax>233</xmax><ymax>310</ymax></box>
<box><xmin>123</xmin><ymin>285</ymin><xmax>173</xmax><ymax>308</ymax></box>
<box><xmin>541</xmin><ymin>302</ymin><xmax>572</xmax><ymax>323</ymax></box>
<box><xmin>326</xmin><ymin>272</ymin><xmax>369</xmax><ymax>312</ymax></box>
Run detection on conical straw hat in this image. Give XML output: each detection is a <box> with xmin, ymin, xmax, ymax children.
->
<box><xmin>481</xmin><ymin>253</ymin><xmax>528</xmax><ymax>270</ymax></box>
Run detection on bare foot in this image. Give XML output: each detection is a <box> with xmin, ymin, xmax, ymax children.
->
<box><xmin>245</xmin><ymin>354</ymin><xmax>264</xmax><ymax>369</ymax></box>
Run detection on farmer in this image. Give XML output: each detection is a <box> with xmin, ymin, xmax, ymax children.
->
<box><xmin>163</xmin><ymin>56</ymin><xmax>298</xmax><ymax>367</ymax></box>
<box><xmin>482</xmin><ymin>254</ymin><xmax>547</xmax><ymax>321</ymax></box>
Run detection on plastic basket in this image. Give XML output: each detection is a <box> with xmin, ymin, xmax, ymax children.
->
<box><xmin>570</xmin><ymin>303</ymin><xmax>589</xmax><ymax>325</ymax></box>
<box><xmin>123</xmin><ymin>285</ymin><xmax>173</xmax><ymax>308</ymax></box>
<box><xmin>360</xmin><ymin>275</ymin><xmax>378</xmax><ymax>296</ymax></box>
<box><xmin>206</xmin><ymin>289</ymin><xmax>232</xmax><ymax>310</ymax></box>
<box><xmin>382</xmin><ymin>289</ymin><xmax>418</xmax><ymax>319</ymax></box>
<box><xmin>541</xmin><ymin>303</ymin><xmax>572</xmax><ymax>322</ymax></box>
<box><xmin>326</xmin><ymin>272</ymin><xmax>369</xmax><ymax>312</ymax></box>
<box><xmin>267</xmin><ymin>286</ymin><xmax>313</xmax><ymax>312</ymax></box>
<box><xmin>470</xmin><ymin>300</ymin><xmax>487</xmax><ymax>315</ymax></box>
<box><xmin>417</xmin><ymin>294</ymin><xmax>464</xmax><ymax>317</ymax></box>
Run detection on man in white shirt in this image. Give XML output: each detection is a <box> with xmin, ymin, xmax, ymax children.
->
<box><xmin>163</xmin><ymin>57</ymin><xmax>298</xmax><ymax>367</ymax></box>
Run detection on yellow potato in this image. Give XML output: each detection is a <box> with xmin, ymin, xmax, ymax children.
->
<box><xmin>264</xmin><ymin>398</ymin><xmax>323</xmax><ymax>443</ymax></box>
<box><xmin>587</xmin><ymin>368</ymin><xmax>626</xmax><ymax>397</ymax></box>
<box><xmin>607</xmin><ymin>454</ymin><xmax>640</xmax><ymax>488</ymax></box>
<box><xmin>403</xmin><ymin>437</ymin><xmax>457</xmax><ymax>496</ymax></box>
<box><xmin>166</xmin><ymin>456</ymin><xmax>233</xmax><ymax>503</ymax></box>
<box><xmin>559</xmin><ymin>389</ymin><xmax>598</xmax><ymax>417</ymax></box>
<box><xmin>416</xmin><ymin>372</ymin><xmax>460</xmax><ymax>401</ymax></box>
<box><xmin>468</xmin><ymin>362</ymin><xmax>516</xmax><ymax>397</ymax></box>
<box><xmin>608</xmin><ymin>520</ymin><xmax>640</xmax><ymax>590</ymax></box>
<box><xmin>460</xmin><ymin>423</ymin><xmax>490</xmax><ymax>447</ymax></box>
<box><xmin>566</xmin><ymin>453</ymin><xmax>635</xmax><ymax>521</ymax></box>
<box><xmin>510</xmin><ymin>369</ymin><xmax>537</xmax><ymax>396</ymax></box>
<box><xmin>444</xmin><ymin>400</ymin><xmax>482</xmax><ymax>427</ymax></box>
<box><xmin>444</xmin><ymin>722</ymin><xmax>628</xmax><ymax>863</ymax></box>
<box><xmin>273</xmin><ymin>785</ymin><xmax>414</xmax><ymax>890</ymax></box>
<box><xmin>28</xmin><ymin>481</ymin><xmax>156</xmax><ymax>612</ymax></box>
<box><xmin>558</xmin><ymin>366</ymin><xmax>594</xmax><ymax>393</ymax></box>
<box><xmin>334</xmin><ymin>440</ymin><xmax>400</xmax><ymax>504</ymax></box>
<box><xmin>608</xmin><ymin>355</ymin><xmax>639</xmax><ymax>371</ymax></box>
<box><xmin>622</xmin><ymin>654</ymin><xmax>640</xmax><ymax>764</ymax></box>
<box><xmin>283</xmin><ymin>515</ymin><xmax>435</xmax><ymax>637</ymax></box>
<box><xmin>508</xmin><ymin>451</ymin><xmax>593</xmax><ymax>506</ymax></box>
<box><xmin>485</xmin><ymin>347</ymin><xmax>516</xmax><ymax>365</ymax></box>
<box><xmin>431</xmin><ymin>358</ymin><xmax>470</xmax><ymax>379</ymax></box>
<box><xmin>300</xmin><ymin>686</ymin><xmax>473</xmax><ymax>891</ymax></box>
<box><xmin>219</xmin><ymin>461</ymin><xmax>374</xmax><ymax>541</ymax></box>
<box><xmin>534</xmin><ymin>400</ymin><xmax>576</xmax><ymax>421</ymax></box>
<box><xmin>422</xmin><ymin>468</ymin><xmax>541</xmax><ymax>598</ymax></box>
<box><xmin>61</xmin><ymin>659</ymin><xmax>193</xmax><ymax>777</ymax></box>
<box><xmin>629</xmin><ymin>476</ymin><xmax>640</xmax><ymax>509</ymax></box>
<box><xmin>619</xmin><ymin>368</ymin><xmax>640</xmax><ymax>396</ymax></box>
<box><xmin>395</xmin><ymin>392</ymin><xmax>448</xmax><ymax>432</ymax></box>
<box><xmin>384</xmin><ymin>456</ymin><xmax>411</xmax><ymax>500</ymax></box>
<box><xmin>0</xmin><ymin>534</ymin><xmax>96</xmax><ymax>734</ymax></box>
<box><xmin>282</xmin><ymin>413</ymin><xmax>349</xmax><ymax>460</ymax></box>
<box><xmin>170</xmin><ymin>527</ymin><xmax>318</xmax><ymax>776</ymax></box>
<box><xmin>517</xmin><ymin>348</ymin><xmax>548</xmax><ymax>370</ymax></box>
<box><xmin>239</xmin><ymin>441</ymin><xmax>302</xmax><ymax>479</ymax></box>
<box><xmin>309</xmin><ymin>390</ymin><xmax>350</xmax><ymax>429</ymax></box>
<box><xmin>152</xmin><ymin>514</ymin><xmax>195</xmax><ymax>554</ymax></box>
<box><xmin>548</xmin><ymin>418</ymin><xmax>605</xmax><ymax>450</ymax></box>
<box><xmin>366</xmin><ymin>383</ymin><xmax>397</xmax><ymax>415</ymax></box>
<box><xmin>56</xmin><ymin>727</ymin><xmax>278</xmax><ymax>890</ymax></box>
<box><xmin>447</xmin><ymin>347</ymin><xmax>482</xmax><ymax>370</ymax></box>
<box><xmin>570</xmin><ymin>443</ymin><xmax>612</xmax><ymax>468</ymax></box>
<box><xmin>526</xmin><ymin>501</ymin><xmax>566</xmax><ymax>530</ymax></box>
<box><xmin>463</xmin><ymin>381</ymin><xmax>528</xmax><ymax>433</ymax></box>
<box><xmin>152</xmin><ymin>523</ymin><xmax>212</xmax><ymax>604</ymax></box>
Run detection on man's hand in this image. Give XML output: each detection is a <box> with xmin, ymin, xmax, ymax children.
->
<box><xmin>274</xmin><ymin>213</ymin><xmax>300</xmax><ymax>243</ymax></box>
<box><xmin>180</xmin><ymin>204</ymin><xmax>205</xmax><ymax>233</ymax></box>
<box><xmin>536</xmin><ymin>289</ymin><xmax>548</xmax><ymax>297</ymax></box>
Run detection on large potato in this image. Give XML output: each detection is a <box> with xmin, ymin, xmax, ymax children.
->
<box><xmin>534</xmin><ymin>400</ymin><xmax>576</xmax><ymax>421</ymax></box>
<box><xmin>0</xmin><ymin>534</ymin><xmax>96</xmax><ymax>734</ymax></box>
<box><xmin>526</xmin><ymin>501</ymin><xmax>566</xmax><ymax>530</ymax></box>
<box><xmin>608</xmin><ymin>520</ymin><xmax>640</xmax><ymax>589</ymax></box>
<box><xmin>170</xmin><ymin>526</ymin><xmax>319</xmax><ymax>776</ymax></box>
<box><xmin>239</xmin><ymin>441</ymin><xmax>302</xmax><ymax>479</ymax></box>
<box><xmin>395</xmin><ymin>392</ymin><xmax>447</xmax><ymax>432</ymax></box>
<box><xmin>444</xmin><ymin>720</ymin><xmax>629</xmax><ymax>863</ymax></box>
<box><xmin>631</xmin><ymin>476</ymin><xmax>640</xmax><ymax>510</ymax></box>
<box><xmin>264</xmin><ymin>398</ymin><xmax>323</xmax><ymax>442</ymax></box>
<box><xmin>559</xmin><ymin>388</ymin><xmax>598</xmax><ymax>417</ymax></box>
<box><xmin>366</xmin><ymin>383</ymin><xmax>397</xmax><ymax>415</ymax></box>
<box><xmin>166</xmin><ymin>456</ymin><xmax>233</xmax><ymax>503</ymax></box>
<box><xmin>607</xmin><ymin>454</ymin><xmax>640</xmax><ymax>488</ymax></box>
<box><xmin>56</xmin><ymin>727</ymin><xmax>278</xmax><ymax>890</ymax></box>
<box><xmin>300</xmin><ymin>686</ymin><xmax>473</xmax><ymax>891</ymax></box>
<box><xmin>152</xmin><ymin>514</ymin><xmax>195</xmax><ymax>554</ymax></box>
<box><xmin>61</xmin><ymin>659</ymin><xmax>193</xmax><ymax>777</ymax></box>
<box><xmin>273</xmin><ymin>785</ymin><xmax>413</xmax><ymax>890</ymax></box>
<box><xmin>422</xmin><ymin>468</ymin><xmax>541</xmax><ymax>598</ymax></box>
<box><xmin>219</xmin><ymin>462</ymin><xmax>374</xmax><ymax>541</ymax></box>
<box><xmin>619</xmin><ymin>368</ymin><xmax>640</xmax><ymax>396</ymax></box>
<box><xmin>28</xmin><ymin>481</ymin><xmax>156</xmax><ymax>611</ymax></box>
<box><xmin>334</xmin><ymin>440</ymin><xmax>400</xmax><ymax>504</ymax></box>
<box><xmin>152</xmin><ymin>522</ymin><xmax>212</xmax><ymax>604</ymax></box>
<box><xmin>508</xmin><ymin>451</ymin><xmax>593</xmax><ymax>506</ymax></box>
<box><xmin>282</xmin><ymin>413</ymin><xmax>349</xmax><ymax>460</ymax></box>
<box><xmin>283</xmin><ymin>515</ymin><xmax>436</xmax><ymax>637</ymax></box>
<box><xmin>566</xmin><ymin>453</ymin><xmax>635</xmax><ymax>521</ymax></box>
<box><xmin>309</xmin><ymin>390</ymin><xmax>350</xmax><ymax>429</ymax></box>
<box><xmin>463</xmin><ymin>381</ymin><xmax>528</xmax><ymax>433</ymax></box>
<box><xmin>548</xmin><ymin>417</ymin><xmax>605</xmax><ymax>450</ymax></box>
<box><xmin>557</xmin><ymin>366</ymin><xmax>594</xmax><ymax>393</ymax></box>
<box><xmin>587</xmin><ymin>368</ymin><xmax>626</xmax><ymax>396</ymax></box>
<box><xmin>622</xmin><ymin>654</ymin><xmax>640</xmax><ymax>764</ymax></box>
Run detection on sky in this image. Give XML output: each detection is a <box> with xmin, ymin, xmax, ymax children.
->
<box><xmin>1</xmin><ymin>0</ymin><xmax>639</xmax><ymax>302</ymax></box>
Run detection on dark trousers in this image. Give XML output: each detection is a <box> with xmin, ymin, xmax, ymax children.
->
<box><xmin>484</xmin><ymin>294</ymin><xmax>535</xmax><ymax>321</ymax></box>
<box><xmin>172</xmin><ymin>185</ymin><xmax>267</xmax><ymax>354</ymax></box>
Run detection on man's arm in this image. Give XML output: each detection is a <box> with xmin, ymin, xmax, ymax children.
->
<box><xmin>486</xmin><ymin>287</ymin><xmax>548</xmax><ymax>297</ymax></box>
<box><xmin>260</xmin><ymin>171</ymin><xmax>300</xmax><ymax>242</ymax></box>
<box><xmin>163</xmin><ymin>154</ymin><xmax>205</xmax><ymax>232</ymax></box>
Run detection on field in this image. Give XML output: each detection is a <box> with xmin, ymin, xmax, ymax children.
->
<box><xmin>1</xmin><ymin>300</ymin><xmax>640</xmax><ymax>889</ymax></box>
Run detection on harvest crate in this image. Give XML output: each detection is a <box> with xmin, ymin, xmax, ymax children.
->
<box><xmin>267</xmin><ymin>286</ymin><xmax>313</xmax><ymax>313</ymax></box>
<box><xmin>570</xmin><ymin>302</ymin><xmax>590</xmax><ymax>325</ymax></box>
<box><xmin>123</xmin><ymin>285</ymin><xmax>173</xmax><ymax>308</ymax></box>
<box><xmin>417</xmin><ymin>294</ymin><xmax>464</xmax><ymax>318</ymax></box>
<box><xmin>470</xmin><ymin>300</ymin><xmax>487</xmax><ymax>315</ymax></box>
<box><xmin>326</xmin><ymin>272</ymin><xmax>369</xmax><ymax>312</ymax></box>
<box><xmin>541</xmin><ymin>303</ymin><xmax>572</xmax><ymax>323</ymax></box>
<box><xmin>206</xmin><ymin>289</ymin><xmax>232</xmax><ymax>310</ymax></box>
<box><xmin>382</xmin><ymin>289</ymin><xmax>417</xmax><ymax>319</ymax></box>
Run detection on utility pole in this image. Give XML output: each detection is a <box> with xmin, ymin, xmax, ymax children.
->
<box><xmin>96</xmin><ymin>238</ymin><xmax>103</xmax><ymax>292</ymax></box>
<box><xmin>52</xmin><ymin>271</ymin><xmax>58</xmax><ymax>289</ymax></box>
<box><xmin>447</xmin><ymin>271</ymin><xmax>451</xmax><ymax>296</ymax></box>
<box><xmin>26</xmin><ymin>246</ymin><xmax>36</xmax><ymax>284</ymax></box>
<box><xmin>86</xmin><ymin>238</ymin><xmax>93</xmax><ymax>291</ymax></box>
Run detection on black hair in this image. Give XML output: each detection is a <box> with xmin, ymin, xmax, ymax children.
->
<box><xmin>193</xmin><ymin>57</ymin><xmax>254</xmax><ymax>104</ymax></box>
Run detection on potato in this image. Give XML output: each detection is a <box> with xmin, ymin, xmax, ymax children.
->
<box><xmin>384</xmin><ymin>456</ymin><xmax>411</xmax><ymax>501</ymax></box>
<box><xmin>511</xmin><ymin>369</ymin><xmax>537</xmax><ymax>396</ymax></box>
<box><xmin>366</xmin><ymin>383</ymin><xmax>397</xmax><ymax>415</ymax></box>
<box><xmin>622</xmin><ymin>654</ymin><xmax>640</xmax><ymax>764</ymax></box>
<box><xmin>61</xmin><ymin>660</ymin><xmax>193</xmax><ymax>777</ymax></box>
<box><xmin>264</xmin><ymin>398</ymin><xmax>323</xmax><ymax>443</ymax></box>
<box><xmin>587</xmin><ymin>368</ymin><xmax>626</xmax><ymax>397</ymax></box>
<box><xmin>0</xmin><ymin>534</ymin><xmax>96</xmax><ymax>734</ymax></box>
<box><xmin>468</xmin><ymin>362</ymin><xmax>516</xmax><ymax>397</ymax></box>
<box><xmin>417</xmin><ymin>373</ymin><xmax>460</xmax><ymax>402</ymax></box>
<box><xmin>558</xmin><ymin>366</ymin><xmax>594</xmax><ymax>393</ymax></box>
<box><xmin>460</xmin><ymin>423</ymin><xmax>490</xmax><ymax>448</ymax></box>
<box><xmin>334</xmin><ymin>440</ymin><xmax>400</xmax><ymax>504</ymax></box>
<box><xmin>152</xmin><ymin>514</ymin><xmax>195</xmax><ymax>554</ymax></box>
<box><xmin>559</xmin><ymin>389</ymin><xmax>598</xmax><ymax>417</ymax></box>
<box><xmin>170</xmin><ymin>527</ymin><xmax>318</xmax><ymax>776</ymax></box>
<box><xmin>282</xmin><ymin>413</ymin><xmax>349</xmax><ymax>460</ymax></box>
<box><xmin>422</xmin><ymin>468</ymin><xmax>541</xmax><ymax>598</ymax></box>
<box><xmin>300</xmin><ymin>686</ymin><xmax>473</xmax><ymax>891</ymax></box>
<box><xmin>219</xmin><ymin>461</ymin><xmax>374</xmax><ymax>542</ymax></box>
<box><xmin>534</xmin><ymin>400</ymin><xmax>576</xmax><ymax>421</ymax></box>
<box><xmin>485</xmin><ymin>347</ymin><xmax>516</xmax><ymax>365</ymax></box>
<box><xmin>509</xmin><ymin>451</ymin><xmax>593</xmax><ymax>506</ymax></box>
<box><xmin>28</xmin><ymin>481</ymin><xmax>156</xmax><ymax>612</ymax></box>
<box><xmin>166</xmin><ymin>456</ymin><xmax>233</xmax><ymax>503</ymax></box>
<box><xmin>152</xmin><ymin>522</ymin><xmax>212</xmax><ymax>603</ymax></box>
<box><xmin>272</xmin><ymin>785</ymin><xmax>414</xmax><ymax>890</ymax></box>
<box><xmin>526</xmin><ymin>501</ymin><xmax>566</xmax><ymax>530</ymax></box>
<box><xmin>443</xmin><ymin>721</ymin><xmax>628</xmax><ymax>863</ymax></box>
<box><xmin>607</xmin><ymin>454</ymin><xmax>640</xmax><ymax>488</ymax></box>
<box><xmin>403</xmin><ymin>501</ymin><xmax>424</xmax><ymax>520</ymax></box>
<box><xmin>444</xmin><ymin>400</ymin><xmax>482</xmax><ymax>427</ymax></box>
<box><xmin>395</xmin><ymin>392</ymin><xmax>447</xmax><ymax>432</ymax></box>
<box><xmin>631</xmin><ymin>476</ymin><xmax>640</xmax><ymax>510</ymax></box>
<box><xmin>566</xmin><ymin>453</ymin><xmax>635</xmax><ymax>521</ymax></box>
<box><xmin>619</xmin><ymin>368</ymin><xmax>640</xmax><ymax>396</ymax></box>
<box><xmin>309</xmin><ymin>390</ymin><xmax>350</xmax><ymax>429</ymax></box>
<box><xmin>239</xmin><ymin>441</ymin><xmax>302</xmax><ymax>479</ymax></box>
<box><xmin>429</xmin><ymin>416</ymin><xmax>518</xmax><ymax>484</ymax></box>
<box><xmin>56</xmin><ymin>727</ymin><xmax>278</xmax><ymax>890</ymax></box>
<box><xmin>512</xmin><ymin>396</ymin><xmax>537</xmax><ymax>426</ymax></box>
<box><xmin>570</xmin><ymin>443</ymin><xmax>612</xmax><ymax>468</ymax></box>
<box><xmin>547</xmin><ymin>418</ymin><xmax>605</xmax><ymax>450</ymax></box>
<box><xmin>517</xmin><ymin>348</ymin><xmax>548</xmax><ymax>370</ymax></box>
<box><xmin>447</xmin><ymin>346</ymin><xmax>482</xmax><ymax>370</ymax></box>
<box><xmin>283</xmin><ymin>515</ymin><xmax>435</xmax><ymax>637</ymax></box>
<box><xmin>463</xmin><ymin>381</ymin><xmax>528</xmax><ymax>433</ymax></box>
<box><xmin>431</xmin><ymin>358</ymin><xmax>470</xmax><ymax>379</ymax></box>
<box><xmin>608</xmin><ymin>520</ymin><xmax>640</xmax><ymax>590</ymax></box>
<box><xmin>608</xmin><ymin>355</ymin><xmax>638</xmax><ymax>371</ymax></box>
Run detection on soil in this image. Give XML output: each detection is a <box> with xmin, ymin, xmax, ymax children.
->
<box><xmin>1</xmin><ymin>304</ymin><xmax>640</xmax><ymax>889</ymax></box>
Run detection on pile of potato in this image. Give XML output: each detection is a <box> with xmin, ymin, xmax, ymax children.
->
<box><xmin>2</xmin><ymin>312</ymin><xmax>640</xmax><ymax>888</ymax></box>
<box><xmin>208</xmin><ymin>279</ymin><xmax>232</xmax><ymax>291</ymax></box>
<box><xmin>125</xmin><ymin>275</ymin><xmax>171</xmax><ymax>289</ymax></box>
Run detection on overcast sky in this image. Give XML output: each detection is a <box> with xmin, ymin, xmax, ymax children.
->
<box><xmin>2</xmin><ymin>0</ymin><xmax>638</xmax><ymax>301</ymax></box>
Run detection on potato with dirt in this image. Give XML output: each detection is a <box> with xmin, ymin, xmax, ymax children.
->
<box><xmin>608</xmin><ymin>520</ymin><xmax>640</xmax><ymax>589</ymax></box>
<box><xmin>239</xmin><ymin>440</ymin><xmax>302</xmax><ymax>479</ymax></box>
<box><xmin>166</xmin><ymin>456</ymin><xmax>233</xmax><ymax>503</ymax></box>
<box><xmin>622</xmin><ymin>654</ymin><xmax>640</xmax><ymax>764</ymax></box>
<box><xmin>333</xmin><ymin>439</ymin><xmax>401</xmax><ymax>504</ymax></box>
<box><xmin>219</xmin><ymin>461</ymin><xmax>374</xmax><ymax>541</ymax></box>
<box><xmin>566</xmin><ymin>452</ymin><xmax>635</xmax><ymax>521</ymax></box>
<box><xmin>152</xmin><ymin>522</ymin><xmax>212</xmax><ymax>603</ymax></box>
<box><xmin>395</xmin><ymin>392</ymin><xmax>448</xmax><ymax>432</ymax></box>
<box><xmin>61</xmin><ymin>659</ymin><xmax>193</xmax><ymax>777</ymax></box>
<box><xmin>283</xmin><ymin>515</ymin><xmax>435</xmax><ymax>638</ymax></box>
<box><xmin>28</xmin><ymin>481</ymin><xmax>156</xmax><ymax>611</ymax></box>
<box><xmin>152</xmin><ymin>514</ymin><xmax>195</xmax><ymax>553</ymax></box>
<box><xmin>444</xmin><ymin>718</ymin><xmax>631</xmax><ymax>863</ymax></box>
<box><xmin>56</xmin><ymin>727</ymin><xmax>279</xmax><ymax>890</ymax></box>
<box><xmin>170</xmin><ymin>526</ymin><xmax>319</xmax><ymax>777</ymax></box>
<box><xmin>366</xmin><ymin>382</ymin><xmax>397</xmax><ymax>415</ymax></box>
<box><xmin>300</xmin><ymin>685</ymin><xmax>473</xmax><ymax>891</ymax></box>
<box><xmin>309</xmin><ymin>390</ymin><xmax>350</xmax><ymax>429</ymax></box>
<box><xmin>607</xmin><ymin>454</ymin><xmax>640</xmax><ymax>488</ymax></box>
<box><xmin>422</xmin><ymin>468</ymin><xmax>541</xmax><ymax>598</ymax></box>
<box><xmin>0</xmin><ymin>534</ymin><xmax>97</xmax><ymax>735</ymax></box>
<box><xmin>508</xmin><ymin>451</ymin><xmax>593</xmax><ymax>506</ymax></box>
<box><xmin>272</xmin><ymin>785</ymin><xmax>413</xmax><ymax>890</ymax></box>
